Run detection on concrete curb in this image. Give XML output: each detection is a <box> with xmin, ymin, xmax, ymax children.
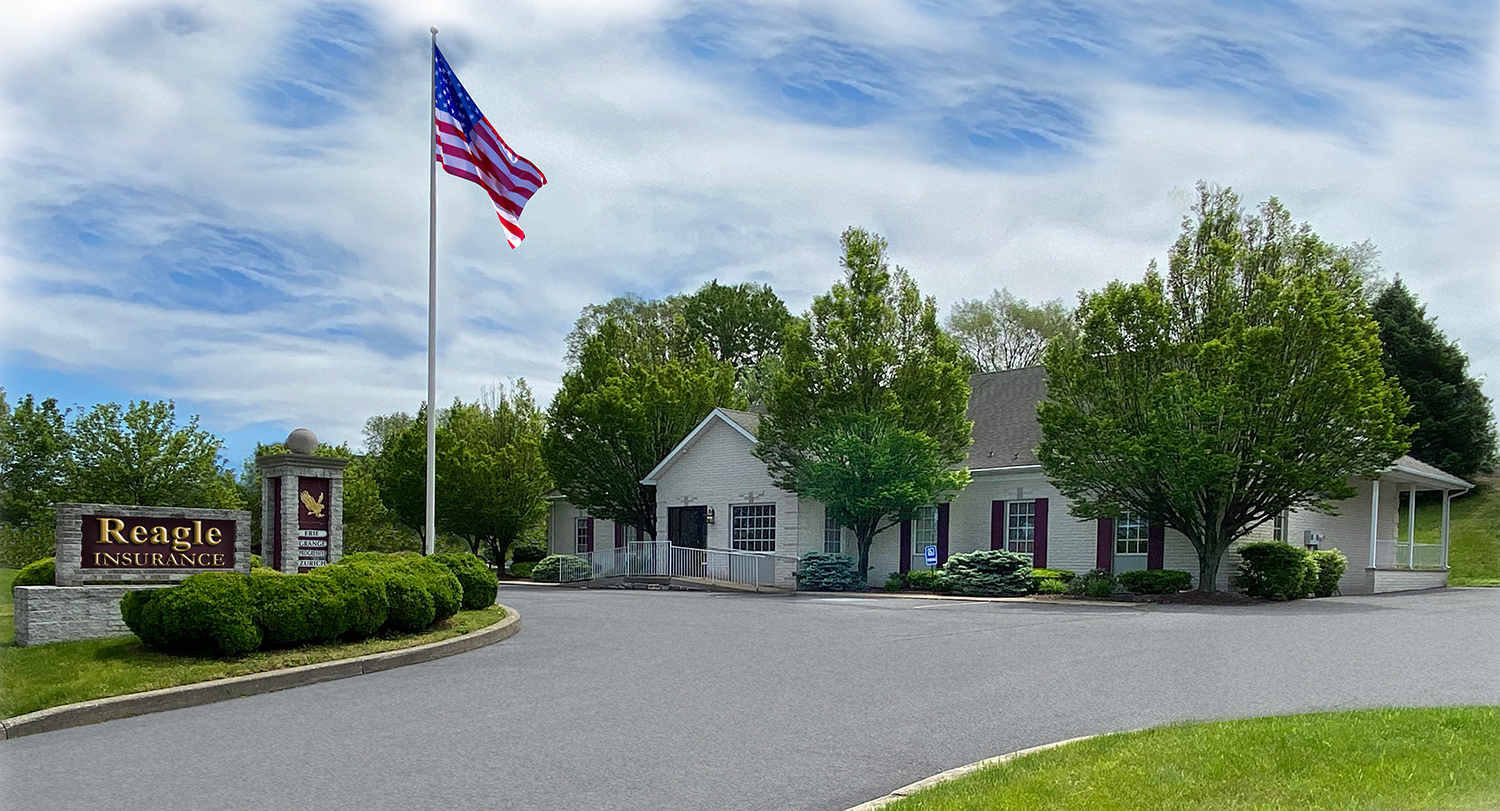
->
<box><xmin>842</xmin><ymin>734</ymin><xmax>1103</xmax><ymax>810</ymax></box>
<box><xmin>806</xmin><ymin>591</ymin><xmax>1144</xmax><ymax>608</ymax></box>
<box><xmin>0</xmin><ymin>605</ymin><xmax>520</xmax><ymax>741</ymax></box>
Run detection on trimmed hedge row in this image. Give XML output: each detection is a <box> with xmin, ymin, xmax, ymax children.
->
<box><xmin>943</xmin><ymin>549</ymin><xmax>1033</xmax><ymax>597</ymax></box>
<box><xmin>1118</xmin><ymin>569</ymin><xmax>1193</xmax><ymax>595</ymax></box>
<box><xmin>120</xmin><ymin>551</ymin><xmax>495</xmax><ymax>657</ymax></box>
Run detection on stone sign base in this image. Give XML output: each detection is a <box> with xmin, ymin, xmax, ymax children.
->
<box><xmin>13</xmin><ymin>585</ymin><xmax>170</xmax><ymax>647</ymax></box>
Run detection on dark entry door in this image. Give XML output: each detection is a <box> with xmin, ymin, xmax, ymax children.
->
<box><xmin>667</xmin><ymin>506</ymin><xmax>709</xmax><ymax>549</ymax></box>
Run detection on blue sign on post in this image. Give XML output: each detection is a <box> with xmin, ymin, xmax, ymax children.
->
<box><xmin>924</xmin><ymin>544</ymin><xmax>938</xmax><ymax>566</ymax></box>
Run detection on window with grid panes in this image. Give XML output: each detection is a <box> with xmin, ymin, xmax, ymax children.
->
<box><xmin>823</xmin><ymin>514</ymin><xmax>842</xmax><ymax>553</ymax></box>
<box><xmin>731</xmin><ymin>504</ymin><xmax>776</xmax><ymax>552</ymax></box>
<box><xmin>1272</xmin><ymin>512</ymin><xmax>1288</xmax><ymax>543</ymax></box>
<box><xmin>574</xmin><ymin>517</ymin><xmax>590</xmax><ymax>554</ymax></box>
<box><xmin>1115</xmin><ymin>511</ymin><xmax>1148</xmax><ymax>555</ymax></box>
<box><xmin>1007</xmin><ymin>500</ymin><xmax>1036</xmax><ymax>555</ymax></box>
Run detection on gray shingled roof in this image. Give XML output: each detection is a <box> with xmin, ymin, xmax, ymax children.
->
<box><xmin>718</xmin><ymin>408</ymin><xmax>763</xmax><ymax>436</ymax></box>
<box><xmin>1387</xmin><ymin>454</ymin><xmax>1474</xmax><ymax>489</ymax></box>
<box><xmin>965</xmin><ymin>366</ymin><xmax>1046</xmax><ymax>469</ymax></box>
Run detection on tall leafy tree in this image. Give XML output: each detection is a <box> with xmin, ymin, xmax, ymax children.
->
<box><xmin>677</xmin><ymin>280</ymin><xmax>792</xmax><ymax>371</ymax></box>
<box><xmin>1373</xmin><ymin>280</ymin><xmax>1497</xmax><ymax>478</ymax></box>
<box><xmin>755</xmin><ymin>227</ymin><xmax>972</xmax><ymax>577</ymax></box>
<box><xmin>376</xmin><ymin>410</ymin><xmax>431</xmax><ymax>544</ymax></box>
<box><xmin>545</xmin><ymin>318</ymin><xmax>741</xmax><ymax>538</ymax></box>
<box><xmin>0</xmin><ymin>391</ymin><xmax>72</xmax><ymax>527</ymax></box>
<box><xmin>69</xmin><ymin>400</ymin><xmax>241</xmax><ymax>509</ymax></box>
<box><xmin>946</xmin><ymin>288</ymin><xmax>1077</xmax><ymax>372</ymax></box>
<box><xmin>1037</xmin><ymin>184</ymin><xmax>1411</xmax><ymax>591</ymax></box>
<box><xmin>437</xmin><ymin>382</ymin><xmax>551</xmax><ymax>564</ymax></box>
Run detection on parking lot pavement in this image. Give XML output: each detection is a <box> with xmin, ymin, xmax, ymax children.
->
<box><xmin>4</xmin><ymin>586</ymin><xmax>1498</xmax><ymax>811</ymax></box>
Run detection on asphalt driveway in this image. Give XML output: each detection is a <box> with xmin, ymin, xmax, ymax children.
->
<box><xmin>4</xmin><ymin>586</ymin><xmax>1499</xmax><ymax>810</ymax></box>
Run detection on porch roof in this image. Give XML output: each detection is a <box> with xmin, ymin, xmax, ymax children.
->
<box><xmin>1381</xmin><ymin>455</ymin><xmax>1473</xmax><ymax>492</ymax></box>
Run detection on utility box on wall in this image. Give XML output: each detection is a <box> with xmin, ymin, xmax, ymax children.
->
<box><xmin>260</xmin><ymin>428</ymin><xmax>348</xmax><ymax>574</ymax></box>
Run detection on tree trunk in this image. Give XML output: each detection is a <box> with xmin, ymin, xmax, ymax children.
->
<box><xmin>1194</xmin><ymin>533</ymin><xmax>1235</xmax><ymax>593</ymax></box>
<box><xmin>856</xmin><ymin>534</ymin><xmax>873</xmax><ymax>588</ymax></box>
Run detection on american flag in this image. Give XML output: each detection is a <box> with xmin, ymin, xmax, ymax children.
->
<box><xmin>433</xmin><ymin>46</ymin><xmax>546</xmax><ymax>248</ymax></box>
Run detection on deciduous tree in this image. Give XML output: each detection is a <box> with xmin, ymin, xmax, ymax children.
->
<box><xmin>0</xmin><ymin>391</ymin><xmax>72</xmax><ymax>527</ymax></box>
<box><xmin>755</xmin><ymin>228</ymin><xmax>972</xmax><ymax>578</ymax></box>
<box><xmin>946</xmin><ymin>288</ymin><xmax>1076</xmax><ymax>372</ymax></box>
<box><xmin>69</xmin><ymin>400</ymin><xmax>241</xmax><ymax>509</ymax></box>
<box><xmin>1037</xmin><ymin>184</ymin><xmax>1411</xmax><ymax>591</ymax></box>
<box><xmin>545</xmin><ymin>319</ymin><xmax>740</xmax><ymax>538</ymax></box>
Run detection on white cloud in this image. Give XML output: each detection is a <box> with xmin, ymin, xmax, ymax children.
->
<box><xmin>3</xmin><ymin>0</ymin><xmax>1496</xmax><ymax>462</ymax></box>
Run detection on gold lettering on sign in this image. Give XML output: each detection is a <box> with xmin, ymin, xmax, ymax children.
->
<box><xmin>150</xmin><ymin>526</ymin><xmax>168</xmax><ymax>545</ymax></box>
<box><xmin>99</xmin><ymin>517</ymin><xmax>126</xmax><ymax>544</ymax></box>
<box><xmin>212</xmin><ymin>554</ymin><xmax>224</xmax><ymax>566</ymax></box>
<box><xmin>206</xmin><ymin>527</ymin><xmax>222</xmax><ymax>545</ymax></box>
<box><xmin>193</xmin><ymin>520</ymin><xmax>204</xmax><ymax>546</ymax></box>
<box><xmin>172</xmin><ymin>526</ymin><xmax>192</xmax><ymax>551</ymax></box>
<box><xmin>131</xmin><ymin>525</ymin><xmax>147</xmax><ymax>544</ymax></box>
<box><xmin>300</xmin><ymin>490</ymin><xmax>326</xmax><ymax>518</ymax></box>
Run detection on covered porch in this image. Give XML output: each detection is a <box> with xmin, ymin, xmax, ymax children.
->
<box><xmin>1366</xmin><ymin>456</ymin><xmax>1473</xmax><ymax>593</ymax></box>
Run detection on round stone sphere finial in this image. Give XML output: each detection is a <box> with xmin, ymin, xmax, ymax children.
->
<box><xmin>285</xmin><ymin>428</ymin><xmax>320</xmax><ymax>455</ymax></box>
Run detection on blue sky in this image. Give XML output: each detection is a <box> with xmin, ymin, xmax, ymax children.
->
<box><xmin>2</xmin><ymin>0</ymin><xmax>1497</xmax><ymax>470</ymax></box>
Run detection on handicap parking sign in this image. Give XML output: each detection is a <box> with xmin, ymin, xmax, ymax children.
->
<box><xmin>924</xmin><ymin>544</ymin><xmax>938</xmax><ymax>566</ymax></box>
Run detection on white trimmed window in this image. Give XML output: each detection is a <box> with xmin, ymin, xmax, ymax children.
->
<box><xmin>1115</xmin><ymin>511</ymin><xmax>1149</xmax><ymax>556</ymax></box>
<box><xmin>574</xmin><ymin>517</ymin><xmax>590</xmax><ymax>554</ymax></box>
<box><xmin>732</xmin><ymin>504</ymin><xmax>776</xmax><ymax>552</ymax></box>
<box><xmin>823</xmin><ymin>515</ymin><xmax>842</xmax><ymax>554</ymax></box>
<box><xmin>1272</xmin><ymin>512</ymin><xmax>1288</xmax><ymax>543</ymax></box>
<box><xmin>913</xmin><ymin>506</ymin><xmax>938</xmax><ymax>548</ymax></box>
<box><xmin>1007</xmin><ymin>500</ymin><xmax>1036</xmax><ymax>556</ymax></box>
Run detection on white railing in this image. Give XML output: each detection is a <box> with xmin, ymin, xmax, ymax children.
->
<box><xmin>542</xmin><ymin>541</ymin><xmax>794</xmax><ymax>590</ymax></box>
<box><xmin>1374</xmin><ymin>539</ymin><xmax>1445</xmax><ymax>570</ymax></box>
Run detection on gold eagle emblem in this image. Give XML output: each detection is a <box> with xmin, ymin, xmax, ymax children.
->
<box><xmin>300</xmin><ymin>490</ymin><xmax>326</xmax><ymax>518</ymax></box>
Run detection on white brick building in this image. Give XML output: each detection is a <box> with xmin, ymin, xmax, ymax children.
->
<box><xmin>548</xmin><ymin>367</ymin><xmax>1472</xmax><ymax>594</ymax></box>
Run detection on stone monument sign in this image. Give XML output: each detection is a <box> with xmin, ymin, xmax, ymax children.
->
<box><xmin>259</xmin><ymin>428</ymin><xmax>347</xmax><ymax>574</ymax></box>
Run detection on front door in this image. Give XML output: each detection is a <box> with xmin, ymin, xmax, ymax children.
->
<box><xmin>667</xmin><ymin>506</ymin><xmax>709</xmax><ymax>549</ymax></box>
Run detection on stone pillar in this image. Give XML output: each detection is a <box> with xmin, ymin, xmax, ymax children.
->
<box><xmin>259</xmin><ymin>428</ymin><xmax>348</xmax><ymax>574</ymax></box>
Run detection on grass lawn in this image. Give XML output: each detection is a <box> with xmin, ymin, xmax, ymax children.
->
<box><xmin>1405</xmin><ymin>475</ymin><xmax>1500</xmax><ymax>586</ymax></box>
<box><xmin>884</xmin><ymin>707</ymin><xmax>1500</xmax><ymax>811</ymax></box>
<box><xmin>1</xmin><ymin>569</ymin><xmax>506</xmax><ymax>719</ymax></box>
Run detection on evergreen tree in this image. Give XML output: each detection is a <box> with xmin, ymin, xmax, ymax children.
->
<box><xmin>1373</xmin><ymin>280</ymin><xmax>1497</xmax><ymax>478</ymax></box>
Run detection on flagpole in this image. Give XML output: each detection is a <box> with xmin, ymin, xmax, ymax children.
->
<box><xmin>424</xmin><ymin>25</ymin><xmax>439</xmax><ymax>556</ymax></box>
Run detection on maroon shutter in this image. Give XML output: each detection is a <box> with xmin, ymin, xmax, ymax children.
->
<box><xmin>585</xmin><ymin>518</ymin><xmax>595</xmax><ymax>554</ymax></box>
<box><xmin>1096</xmin><ymin>518</ymin><xmax>1114</xmax><ymax>570</ymax></box>
<box><xmin>1033</xmin><ymin>498</ymin><xmax>1049</xmax><ymax>568</ymax></box>
<box><xmin>614</xmin><ymin>523</ymin><xmax>625</xmax><ymax>549</ymax></box>
<box><xmin>936</xmin><ymin>503</ymin><xmax>950</xmax><ymax>564</ymax></box>
<box><xmin>990</xmin><ymin>500</ymin><xmax>1007</xmax><ymax>550</ymax></box>
<box><xmin>1147</xmin><ymin>522</ymin><xmax>1165</xmax><ymax>570</ymax></box>
<box><xmin>899</xmin><ymin>520</ymin><xmax>912</xmax><ymax>573</ymax></box>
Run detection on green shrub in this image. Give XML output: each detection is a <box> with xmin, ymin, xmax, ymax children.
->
<box><xmin>1032</xmin><ymin>568</ymin><xmax>1076</xmax><ymax>584</ymax></box>
<box><xmin>119</xmin><ymin>588</ymin><xmax>159</xmax><ymax>639</ymax></box>
<box><xmin>1034</xmin><ymin>578</ymin><xmax>1068</xmax><ymax>595</ymax></box>
<box><xmin>1118</xmin><ymin>569</ymin><xmax>1193</xmax><ymax>594</ymax></box>
<box><xmin>247</xmin><ymin>570</ymin><xmax>350</xmax><ymax>648</ymax></box>
<box><xmin>1235</xmin><ymin>542</ymin><xmax>1317</xmax><ymax>600</ymax></box>
<box><xmin>510</xmin><ymin>538</ymin><xmax>548</xmax><ymax>564</ymax></box>
<box><xmin>1068</xmin><ymin>568</ymin><xmax>1117</xmax><ymax>598</ymax></box>
<box><xmin>401</xmin><ymin>556</ymin><xmax>463</xmax><ymax>621</ymax></box>
<box><xmin>531</xmin><ymin>554</ymin><xmax>592</xmax><ymax>583</ymax></box>
<box><xmin>250</xmin><ymin>554</ymin><xmax>262</xmax><ymax>568</ymax></box>
<box><xmin>942</xmin><ymin>550</ymin><xmax>1033</xmax><ymax>597</ymax></box>
<box><xmin>0</xmin><ymin>523</ymin><xmax>55</xmax><ymax>569</ymax></box>
<box><xmin>510</xmin><ymin>561</ymin><xmax>536</xmax><ymax>579</ymax></box>
<box><xmin>126</xmin><ymin>572</ymin><xmax>262</xmax><ymax>656</ymax></box>
<box><xmin>883</xmin><ymin>571</ymin><xmax>905</xmax><ymax>592</ymax></box>
<box><xmin>905</xmin><ymin>569</ymin><xmax>948</xmax><ymax>592</ymax></box>
<box><xmin>311</xmin><ymin>562</ymin><xmax>388</xmax><ymax>639</ymax></box>
<box><xmin>13</xmin><ymin>557</ymin><xmax>55</xmax><ymax>588</ymax></box>
<box><xmin>382</xmin><ymin>569</ymin><xmax>436</xmax><ymax>632</ymax></box>
<box><xmin>797</xmin><ymin>552</ymin><xmax>864</xmax><ymax>591</ymax></box>
<box><xmin>431</xmin><ymin>552</ymin><xmax>498</xmax><ymax>610</ymax></box>
<box><xmin>1310</xmin><ymin>549</ymin><xmax>1348</xmax><ymax>597</ymax></box>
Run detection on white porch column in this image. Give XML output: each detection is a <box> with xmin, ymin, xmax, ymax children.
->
<box><xmin>1408</xmin><ymin>484</ymin><xmax>1418</xmax><ymax>569</ymax></box>
<box><xmin>1368</xmin><ymin>478</ymin><xmax>1381</xmax><ymax>568</ymax></box>
<box><xmin>1441</xmin><ymin>490</ymin><xmax>1452</xmax><ymax>569</ymax></box>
